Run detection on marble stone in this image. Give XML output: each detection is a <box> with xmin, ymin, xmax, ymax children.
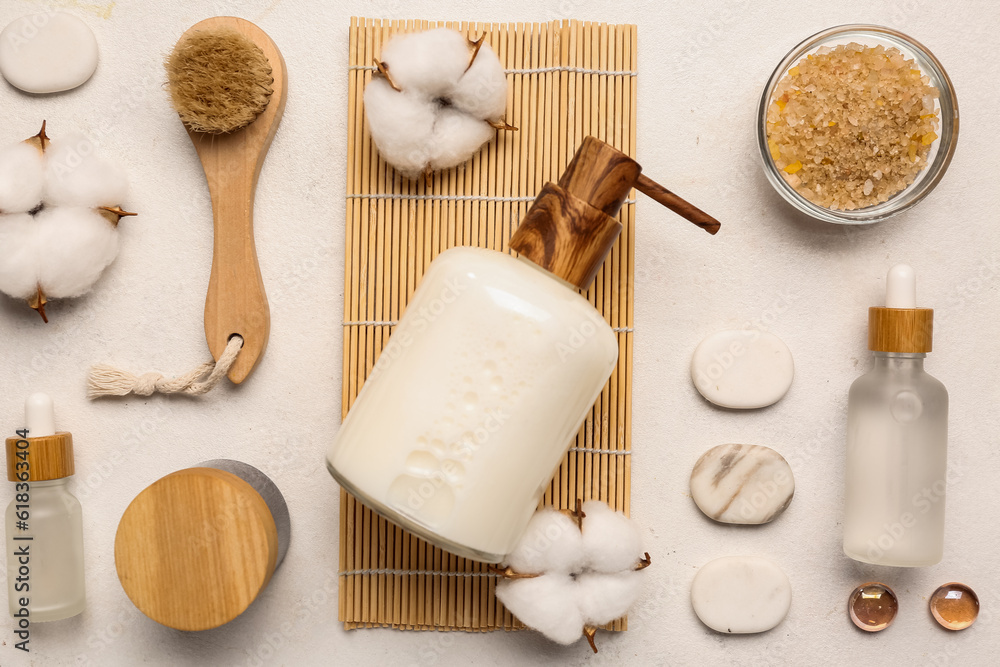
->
<box><xmin>690</xmin><ymin>443</ymin><xmax>795</xmax><ymax>524</ymax></box>
<box><xmin>0</xmin><ymin>13</ymin><xmax>99</xmax><ymax>94</ymax></box>
<box><xmin>691</xmin><ymin>329</ymin><xmax>794</xmax><ymax>409</ymax></box>
<box><xmin>691</xmin><ymin>556</ymin><xmax>791</xmax><ymax>634</ymax></box>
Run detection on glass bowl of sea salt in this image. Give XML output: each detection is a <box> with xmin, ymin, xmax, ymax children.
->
<box><xmin>757</xmin><ymin>25</ymin><xmax>959</xmax><ymax>224</ymax></box>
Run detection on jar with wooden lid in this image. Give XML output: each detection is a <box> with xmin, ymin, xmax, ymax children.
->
<box><xmin>114</xmin><ymin>459</ymin><xmax>290</xmax><ymax>631</ymax></box>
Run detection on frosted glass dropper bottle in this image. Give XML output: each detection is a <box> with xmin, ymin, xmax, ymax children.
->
<box><xmin>843</xmin><ymin>264</ymin><xmax>948</xmax><ymax>566</ymax></box>
<box><xmin>5</xmin><ymin>393</ymin><xmax>86</xmax><ymax>621</ymax></box>
<box><xmin>328</xmin><ymin>137</ymin><xmax>719</xmax><ymax>562</ymax></box>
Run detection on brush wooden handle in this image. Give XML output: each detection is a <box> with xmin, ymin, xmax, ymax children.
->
<box><xmin>183</xmin><ymin>17</ymin><xmax>287</xmax><ymax>384</ymax></box>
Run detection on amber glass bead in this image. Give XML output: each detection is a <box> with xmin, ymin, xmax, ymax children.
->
<box><xmin>849</xmin><ymin>582</ymin><xmax>898</xmax><ymax>632</ymax></box>
<box><xmin>929</xmin><ymin>583</ymin><xmax>979</xmax><ymax>631</ymax></box>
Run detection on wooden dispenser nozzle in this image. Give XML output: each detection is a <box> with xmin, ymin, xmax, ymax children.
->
<box><xmin>510</xmin><ymin>137</ymin><xmax>720</xmax><ymax>291</ymax></box>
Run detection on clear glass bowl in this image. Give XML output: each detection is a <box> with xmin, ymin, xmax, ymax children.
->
<box><xmin>757</xmin><ymin>25</ymin><xmax>959</xmax><ymax>224</ymax></box>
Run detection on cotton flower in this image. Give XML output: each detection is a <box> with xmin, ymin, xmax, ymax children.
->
<box><xmin>44</xmin><ymin>133</ymin><xmax>130</xmax><ymax>208</ymax></box>
<box><xmin>0</xmin><ymin>213</ymin><xmax>38</xmax><ymax>300</ymax></box>
<box><xmin>364</xmin><ymin>28</ymin><xmax>513</xmax><ymax>179</ymax></box>
<box><xmin>494</xmin><ymin>500</ymin><xmax>650</xmax><ymax>652</ymax></box>
<box><xmin>33</xmin><ymin>207</ymin><xmax>120</xmax><ymax>299</ymax></box>
<box><xmin>580</xmin><ymin>500</ymin><xmax>644</xmax><ymax>573</ymax></box>
<box><xmin>0</xmin><ymin>142</ymin><xmax>45</xmax><ymax>213</ymax></box>
<box><xmin>495</xmin><ymin>574</ymin><xmax>585</xmax><ymax>645</ymax></box>
<box><xmin>0</xmin><ymin>123</ymin><xmax>134</xmax><ymax>321</ymax></box>
<box><xmin>505</xmin><ymin>508</ymin><xmax>586</xmax><ymax>575</ymax></box>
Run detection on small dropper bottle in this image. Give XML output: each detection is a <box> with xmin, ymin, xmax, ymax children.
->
<box><xmin>5</xmin><ymin>394</ymin><xmax>86</xmax><ymax>621</ymax></box>
<box><xmin>843</xmin><ymin>265</ymin><xmax>948</xmax><ymax>566</ymax></box>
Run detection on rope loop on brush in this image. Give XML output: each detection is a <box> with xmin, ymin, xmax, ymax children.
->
<box><xmin>87</xmin><ymin>335</ymin><xmax>244</xmax><ymax>398</ymax></box>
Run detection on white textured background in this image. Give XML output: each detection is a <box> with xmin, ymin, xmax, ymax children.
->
<box><xmin>0</xmin><ymin>0</ymin><xmax>995</xmax><ymax>665</ymax></box>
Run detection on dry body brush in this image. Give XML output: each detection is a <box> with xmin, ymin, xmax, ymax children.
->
<box><xmin>165</xmin><ymin>28</ymin><xmax>274</xmax><ymax>134</ymax></box>
<box><xmin>766</xmin><ymin>43</ymin><xmax>940</xmax><ymax>210</ymax></box>
<box><xmin>0</xmin><ymin>123</ymin><xmax>135</xmax><ymax>322</ymax></box>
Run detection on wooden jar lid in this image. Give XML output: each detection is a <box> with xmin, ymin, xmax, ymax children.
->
<box><xmin>5</xmin><ymin>432</ymin><xmax>73</xmax><ymax>481</ymax></box>
<box><xmin>868</xmin><ymin>307</ymin><xmax>933</xmax><ymax>353</ymax></box>
<box><xmin>115</xmin><ymin>464</ymin><xmax>285</xmax><ymax>631</ymax></box>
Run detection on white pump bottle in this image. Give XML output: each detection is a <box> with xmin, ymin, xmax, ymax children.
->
<box><xmin>328</xmin><ymin>137</ymin><xmax>719</xmax><ymax>562</ymax></box>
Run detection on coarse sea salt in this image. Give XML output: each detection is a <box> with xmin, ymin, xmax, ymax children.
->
<box><xmin>766</xmin><ymin>43</ymin><xmax>940</xmax><ymax>210</ymax></box>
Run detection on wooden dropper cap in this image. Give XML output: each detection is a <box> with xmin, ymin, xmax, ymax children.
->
<box><xmin>115</xmin><ymin>460</ymin><xmax>290</xmax><ymax>631</ymax></box>
<box><xmin>509</xmin><ymin>137</ymin><xmax>720</xmax><ymax>290</ymax></box>
<box><xmin>5</xmin><ymin>393</ymin><xmax>73</xmax><ymax>482</ymax></box>
<box><xmin>868</xmin><ymin>264</ymin><xmax>933</xmax><ymax>353</ymax></box>
<box><xmin>5</xmin><ymin>433</ymin><xmax>73</xmax><ymax>481</ymax></box>
<box><xmin>869</xmin><ymin>307</ymin><xmax>933</xmax><ymax>353</ymax></box>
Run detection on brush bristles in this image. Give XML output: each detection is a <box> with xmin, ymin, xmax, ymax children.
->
<box><xmin>166</xmin><ymin>28</ymin><xmax>274</xmax><ymax>134</ymax></box>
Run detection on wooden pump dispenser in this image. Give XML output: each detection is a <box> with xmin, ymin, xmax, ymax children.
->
<box><xmin>510</xmin><ymin>136</ymin><xmax>720</xmax><ymax>290</ymax></box>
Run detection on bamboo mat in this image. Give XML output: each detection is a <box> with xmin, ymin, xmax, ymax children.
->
<box><xmin>341</xmin><ymin>17</ymin><xmax>636</xmax><ymax>632</ymax></box>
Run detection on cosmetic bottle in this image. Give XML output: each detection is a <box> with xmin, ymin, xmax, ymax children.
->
<box><xmin>328</xmin><ymin>137</ymin><xmax>717</xmax><ymax>562</ymax></box>
<box><xmin>5</xmin><ymin>393</ymin><xmax>85</xmax><ymax>621</ymax></box>
<box><xmin>843</xmin><ymin>264</ymin><xmax>948</xmax><ymax>566</ymax></box>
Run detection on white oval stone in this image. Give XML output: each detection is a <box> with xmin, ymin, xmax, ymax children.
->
<box><xmin>0</xmin><ymin>13</ymin><xmax>98</xmax><ymax>94</ymax></box>
<box><xmin>691</xmin><ymin>556</ymin><xmax>791</xmax><ymax>634</ymax></box>
<box><xmin>691</xmin><ymin>329</ymin><xmax>793</xmax><ymax>409</ymax></box>
<box><xmin>690</xmin><ymin>444</ymin><xmax>795</xmax><ymax>524</ymax></box>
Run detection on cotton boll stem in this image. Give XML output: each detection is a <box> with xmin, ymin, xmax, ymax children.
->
<box><xmin>98</xmin><ymin>205</ymin><xmax>138</xmax><ymax>227</ymax></box>
<box><xmin>583</xmin><ymin>626</ymin><xmax>598</xmax><ymax>653</ymax></box>
<box><xmin>488</xmin><ymin>565</ymin><xmax>540</xmax><ymax>580</ymax></box>
<box><xmin>28</xmin><ymin>286</ymin><xmax>47</xmax><ymax>323</ymax></box>
<box><xmin>373</xmin><ymin>58</ymin><xmax>401</xmax><ymax>92</ymax></box>
<box><xmin>465</xmin><ymin>34</ymin><xmax>485</xmax><ymax>72</ymax></box>
<box><xmin>24</xmin><ymin>120</ymin><xmax>49</xmax><ymax>153</ymax></box>
<box><xmin>559</xmin><ymin>498</ymin><xmax>586</xmax><ymax>530</ymax></box>
<box><xmin>486</xmin><ymin>118</ymin><xmax>517</xmax><ymax>131</ymax></box>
